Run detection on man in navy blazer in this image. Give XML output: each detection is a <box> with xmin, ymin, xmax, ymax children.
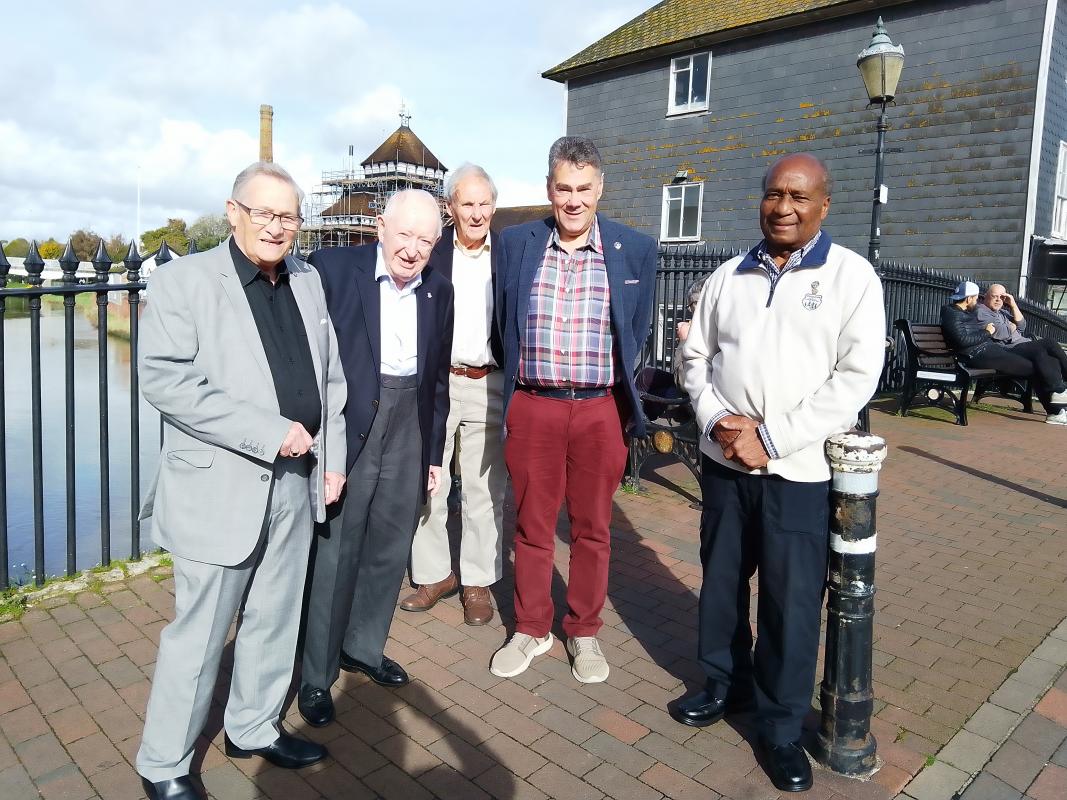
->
<box><xmin>490</xmin><ymin>136</ymin><xmax>657</xmax><ymax>685</ymax></box>
<box><xmin>298</xmin><ymin>189</ymin><xmax>454</xmax><ymax>727</ymax></box>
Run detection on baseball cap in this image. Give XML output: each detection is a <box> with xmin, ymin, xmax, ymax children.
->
<box><xmin>949</xmin><ymin>280</ymin><xmax>980</xmax><ymax>301</ymax></box>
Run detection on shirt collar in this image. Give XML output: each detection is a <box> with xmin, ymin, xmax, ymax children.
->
<box><xmin>375</xmin><ymin>244</ymin><xmax>423</xmax><ymax>294</ymax></box>
<box><xmin>737</xmin><ymin>230</ymin><xmax>832</xmax><ymax>272</ymax></box>
<box><xmin>453</xmin><ymin>228</ymin><xmax>491</xmax><ymax>256</ymax></box>
<box><xmin>550</xmin><ymin>214</ymin><xmax>603</xmax><ymax>254</ymax></box>
<box><xmin>229</xmin><ymin>237</ymin><xmax>289</xmax><ymax>286</ymax></box>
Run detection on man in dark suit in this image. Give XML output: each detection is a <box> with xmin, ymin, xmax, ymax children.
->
<box><xmin>298</xmin><ymin>189</ymin><xmax>454</xmax><ymax>727</ymax></box>
<box><xmin>402</xmin><ymin>163</ymin><xmax>507</xmax><ymax>626</ymax></box>
<box><xmin>491</xmin><ymin>136</ymin><xmax>657</xmax><ymax>685</ymax></box>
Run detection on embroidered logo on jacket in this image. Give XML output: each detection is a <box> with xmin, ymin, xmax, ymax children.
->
<box><xmin>801</xmin><ymin>281</ymin><xmax>823</xmax><ymax>311</ymax></box>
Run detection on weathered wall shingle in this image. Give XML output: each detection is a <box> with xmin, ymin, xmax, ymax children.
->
<box><xmin>565</xmin><ymin>0</ymin><xmax>1046</xmax><ymax>287</ymax></box>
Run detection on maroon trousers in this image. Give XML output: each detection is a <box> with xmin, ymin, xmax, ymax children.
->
<box><xmin>504</xmin><ymin>390</ymin><xmax>630</xmax><ymax>638</ymax></box>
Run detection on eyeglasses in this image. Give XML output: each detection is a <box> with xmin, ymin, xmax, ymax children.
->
<box><xmin>232</xmin><ymin>200</ymin><xmax>303</xmax><ymax>231</ymax></box>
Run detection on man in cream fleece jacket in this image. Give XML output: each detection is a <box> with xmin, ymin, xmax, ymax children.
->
<box><xmin>672</xmin><ymin>153</ymin><xmax>885</xmax><ymax>793</ymax></box>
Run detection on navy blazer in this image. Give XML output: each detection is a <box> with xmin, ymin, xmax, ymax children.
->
<box><xmin>497</xmin><ymin>214</ymin><xmax>658</xmax><ymax>437</ymax></box>
<box><xmin>308</xmin><ymin>244</ymin><xmax>454</xmax><ymax>490</ymax></box>
<box><xmin>427</xmin><ymin>226</ymin><xmax>504</xmax><ymax>366</ymax></box>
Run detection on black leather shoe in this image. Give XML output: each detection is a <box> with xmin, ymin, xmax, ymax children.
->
<box><xmin>141</xmin><ymin>775</ymin><xmax>202</xmax><ymax>800</ymax></box>
<box><xmin>668</xmin><ymin>688</ymin><xmax>752</xmax><ymax>727</ymax></box>
<box><xmin>340</xmin><ymin>652</ymin><xmax>410</xmax><ymax>687</ymax></box>
<box><xmin>224</xmin><ymin>732</ymin><xmax>327</xmax><ymax>769</ymax></box>
<box><xmin>298</xmin><ymin>684</ymin><xmax>335</xmax><ymax>727</ymax></box>
<box><xmin>758</xmin><ymin>739</ymin><xmax>813</xmax><ymax>792</ymax></box>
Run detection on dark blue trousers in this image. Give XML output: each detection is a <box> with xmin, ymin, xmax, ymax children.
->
<box><xmin>697</xmin><ymin>456</ymin><xmax>830</xmax><ymax>745</ymax></box>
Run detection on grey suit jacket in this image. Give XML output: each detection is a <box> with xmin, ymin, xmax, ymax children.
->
<box><xmin>138</xmin><ymin>241</ymin><xmax>347</xmax><ymax>566</ymax></box>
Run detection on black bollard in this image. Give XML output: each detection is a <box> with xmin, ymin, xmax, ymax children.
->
<box><xmin>813</xmin><ymin>431</ymin><xmax>887</xmax><ymax>777</ymax></box>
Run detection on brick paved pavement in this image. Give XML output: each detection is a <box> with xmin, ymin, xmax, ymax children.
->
<box><xmin>0</xmin><ymin>399</ymin><xmax>1065</xmax><ymax>799</ymax></box>
<box><xmin>958</xmin><ymin>665</ymin><xmax>1067</xmax><ymax>800</ymax></box>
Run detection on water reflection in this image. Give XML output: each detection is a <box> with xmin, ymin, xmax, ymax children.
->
<box><xmin>2</xmin><ymin>297</ymin><xmax>160</xmax><ymax>581</ymax></box>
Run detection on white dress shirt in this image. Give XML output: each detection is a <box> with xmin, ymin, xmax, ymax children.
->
<box><xmin>449</xmin><ymin>232</ymin><xmax>496</xmax><ymax>367</ymax></box>
<box><xmin>375</xmin><ymin>245</ymin><xmax>420</xmax><ymax>377</ymax></box>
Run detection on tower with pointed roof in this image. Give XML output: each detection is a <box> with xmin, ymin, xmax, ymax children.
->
<box><xmin>302</xmin><ymin>109</ymin><xmax>448</xmax><ymax>249</ymax></box>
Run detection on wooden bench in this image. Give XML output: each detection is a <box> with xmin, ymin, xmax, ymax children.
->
<box><xmin>894</xmin><ymin>319</ymin><xmax>1034</xmax><ymax>425</ymax></box>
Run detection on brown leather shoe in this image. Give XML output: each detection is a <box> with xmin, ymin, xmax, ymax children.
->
<box><xmin>400</xmin><ymin>573</ymin><xmax>459</xmax><ymax>612</ymax></box>
<box><xmin>461</xmin><ymin>585</ymin><xmax>494</xmax><ymax>626</ymax></box>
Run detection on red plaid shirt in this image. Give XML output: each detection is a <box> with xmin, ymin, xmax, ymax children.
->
<box><xmin>519</xmin><ymin>218</ymin><xmax>615</xmax><ymax>388</ymax></box>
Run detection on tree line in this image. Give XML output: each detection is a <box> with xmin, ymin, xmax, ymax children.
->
<box><xmin>2</xmin><ymin>214</ymin><xmax>230</xmax><ymax>262</ymax></box>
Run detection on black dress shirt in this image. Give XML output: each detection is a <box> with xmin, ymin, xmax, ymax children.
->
<box><xmin>229</xmin><ymin>239</ymin><xmax>322</xmax><ymax>437</ymax></box>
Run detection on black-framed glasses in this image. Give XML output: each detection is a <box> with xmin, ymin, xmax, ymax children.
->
<box><xmin>232</xmin><ymin>199</ymin><xmax>303</xmax><ymax>231</ymax></box>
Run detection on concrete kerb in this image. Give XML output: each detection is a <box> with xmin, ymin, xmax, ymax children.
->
<box><xmin>896</xmin><ymin>614</ymin><xmax>1067</xmax><ymax>800</ymax></box>
<box><xmin>0</xmin><ymin>551</ymin><xmax>170</xmax><ymax>621</ymax></box>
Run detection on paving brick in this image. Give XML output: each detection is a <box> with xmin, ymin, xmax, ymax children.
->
<box><xmin>635</xmin><ymin>732</ymin><xmax>711</xmax><ymax>777</ymax></box>
<box><xmin>531</xmin><ymin>706</ymin><xmax>598</xmax><ymax>746</ymax></box>
<box><xmin>14</xmin><ymin>732</ymin><xmax>72</xmax><ymax>780</ymax></box>
<box><xmin>937</xmin><ymin>729</ymin><xmax>999</xmax><ymax>773</ymax></box>
<box><xmin>585</xmin><ymin>762</ymin><xmax>664</xmax><ymax>800</ymax></box>
<box><xmin>64</xmin><ymin>732</ymin><xmax>123</xmax><ymax>778</ymax></box>
<box><xmin>0</xmin><ymin>762</ymin><xmax>40</xmax><ymax>800</ymax></box>
<box><xmin>965</xmin><ymin>702</ymin><xmax>1019</xmax><ymax>742</ymax></box>
<box><xmin>528</xmin><ymin>762</ymin><xmax>604</xmax><ymax>800</ymax></box>
<box><xmin>45</xmin><ymin>705</ymin><xmax>99</xmax><ymax>744</ymax></box>
<box><xmin>0</xmin><ymin>679</ymin><xmax>32</xmax><ymax>715</ymax></box>
<box><xmin>1011</xmin><ymin>710</ymin><xmax>1067</xmax><ymax>760</ymax></box>
<box><xmin>582</xmin><ymin>731</ymin><xmax>657</xmax><ymax>777</ymax></box>
<box><xmin>35</xmin><ymin>761</ymin><xmax>97</xmax><ymax>800</ymax></box>
<box><xmin>481</xmin><ymin>732</ymin><xmax>547</xmax><ymax>778</ymax></box>
<box><xmin>474</xmin><ymin>764</ymin><xmax>549</xmax><ymax>800</ymax></box>
<box><xmin>959</xmin><ymin>771</ymin><xmax>1023</xmax><ymax>800</ymax></box>
<box><xmin>1028</xmin><ymin>763</ymin><xmax>1067</xmax><ymax>800</ymax></box>
<box><xmin>986</xmin><ymin>739</ymin><xmax>1048</xmax><ymax>793</ymax></box>
<box><xmin>1037</xmin><ymin>687</ymin><xmax>1067</xmax><ymax>727</ymax></box>
<box><xmin>484</xmin><ymin>702</ymin><xmax>550</xmax><ymax>745</ymax></box>
<box><xmin>639</xmin><ymin>762</ymin><xmax>716</xmax><ymax>800</ymax></box>
<box><xmin>530</xmin><ymin>731</ymin><xmax>602</xmax><ymax>777</ymax></box>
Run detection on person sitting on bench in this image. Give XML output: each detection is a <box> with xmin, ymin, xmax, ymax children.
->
<box><xmin>941</xmin><ymin>280</ymin><xmax>1067</xmax><ymax>424</ymax></box>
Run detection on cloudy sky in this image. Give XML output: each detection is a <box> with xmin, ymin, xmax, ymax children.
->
<box><xmin>0</xmin><ymin>1</ymin><xmax>652</xmax><ymax>244</ymax></box>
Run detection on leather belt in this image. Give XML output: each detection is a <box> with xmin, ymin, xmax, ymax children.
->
<box><xmin>518</xmin><ymin>385</ymin><xmax>612</xmax><ymax>400</ymax></box>
<box><xmin>450</xmin><ymin>364</ymin><xmax>496</xmax><ymax>379</ymax></box>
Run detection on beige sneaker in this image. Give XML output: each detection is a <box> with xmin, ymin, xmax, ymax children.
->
<box><xmin>1046</xmin><ymin>409</ymin><xmax>1067</xmax><ymax>425</ymax></box>
<box><xmin>490</xmin><ymin>632</ymin><xmax>553</xmax><ymax>677</ymax></box>
<box><xmin>566</xmin><ymin>636</ymin><xmax>609</xmax><ymax>683</ymax></box>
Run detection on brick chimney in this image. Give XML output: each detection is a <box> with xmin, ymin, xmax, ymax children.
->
<box><xmin>259</xmin><ymin>104</ymin><xmax>273</xmax><ymax>162</ymax></box>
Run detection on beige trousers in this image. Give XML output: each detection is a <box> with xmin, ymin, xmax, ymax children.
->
<box><xmin>411</xmin><ymin>370</ymin><xmax>506</xmax><ymax>586</ymax></box>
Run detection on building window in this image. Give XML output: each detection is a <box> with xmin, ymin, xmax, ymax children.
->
<box><xmin>1055</xmin><ymin>141</ymin><xmax>1067</xmax><ymax>239</ymax></box>
<box><xmin>669</xmin><ymin>52</ymin><xmax>711</xmax><ymax>115</ymax></box>
<box><xmin>661</xmin><ymin>183</ymin><xmax>703</xmax><ymax>241</ymax></box>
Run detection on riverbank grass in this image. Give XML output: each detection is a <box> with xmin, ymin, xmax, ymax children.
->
<box><xmin>0</xmin><ymin>551</ymin><xmax>171</xmax><ymax>622</ymax></box>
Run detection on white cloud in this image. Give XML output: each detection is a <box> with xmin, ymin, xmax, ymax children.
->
<box><xmin>0</xmin><ymin>0</ymin><xmax>663</xmax><ymax>243</ymax></box>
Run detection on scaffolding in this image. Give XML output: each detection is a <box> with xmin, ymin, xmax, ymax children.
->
<box><xmin>300</xmin><ymin>113</ymin><xmax>448</xmax><ymax>252</ymax></box>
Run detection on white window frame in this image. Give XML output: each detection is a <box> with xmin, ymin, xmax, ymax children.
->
<box><xmin>660</xmin><ymin>182</ymin><xmax>704</xmax><ymax>242</ymax></box>
<box><xmin>1054</xmin><ymin>140</ymin><xmax>1067</xmax><ymax>238</ymax></box>
<box><xmin>668</xmin><ymin>52</ymin><xmax>712</xmax><ymax>115</ymax></box>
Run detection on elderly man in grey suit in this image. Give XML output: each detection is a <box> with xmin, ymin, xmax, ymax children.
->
<box><xmin>134</xmin><ymin>162</ymin><xmax>347</xmax><ymax>800</ymax></box>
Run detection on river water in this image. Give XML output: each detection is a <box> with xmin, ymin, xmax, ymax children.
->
<box><xmin>2</xmin><ymin>298</ymin><xmax>161</xmax><ymax>583</ymax></box>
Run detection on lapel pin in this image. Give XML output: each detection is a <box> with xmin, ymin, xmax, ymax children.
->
<box><xmin>426</xmin><ymin>292</ymin><xmax>432</xmax><ymax>298</ymax></box>
<box><xmin>614</xmin><ymin>241</ymin><xmax>622</xmax><ymax>250</ymax></box>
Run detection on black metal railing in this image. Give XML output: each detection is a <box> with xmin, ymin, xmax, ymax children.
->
<box><xmin>4</xmin><ymin>234</ymin><xmax>1067</xmax><ymax>591</ymax></box>
<box><xmin>643</xmin><ymin>249</ymin><xmax>1067</xmax><ymax>394</ymax></box>
<box><xmin>0</xmin><ymin>237</ymin><xmax>185</xmax><ymax>590</ymax></box>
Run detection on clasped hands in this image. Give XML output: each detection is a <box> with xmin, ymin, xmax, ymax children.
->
<box><xmin>278</xmin><ymin>422</ymin><xmax>347</xmax><ymax>505</ymax></box>
<box><xmin>711</xmin><ymin>415</ymin><xmax>770</xmax><ymax>470</ymax></box>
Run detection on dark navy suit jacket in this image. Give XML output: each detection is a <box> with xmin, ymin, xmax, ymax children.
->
<box><xmin>497</xmin><ymin>214</ymin><xmax>658</xmax><ymax>437</ymax></box>
<box><xmin>427</xmin><ymin>225</ymin><xmax>504</xmax><ymax>367</ymax></box>
<box><xmin>308</xmin><ymin>244</ymin><xmax>454</xmax><ymax>489</ymax></box>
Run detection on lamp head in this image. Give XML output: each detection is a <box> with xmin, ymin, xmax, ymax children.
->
<box><xmin>857</xmin><ymin>17</ymin><xmax>905</xmax><ymax>105</ymax></box>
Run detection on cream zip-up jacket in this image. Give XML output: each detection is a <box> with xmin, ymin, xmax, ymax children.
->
<box><xmin>681</xmin><ymin>234</ymin><xmax>885</xmax><ymax>482</ymax></box>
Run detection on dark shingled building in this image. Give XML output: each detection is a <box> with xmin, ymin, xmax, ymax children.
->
<box><xmin>545</xmin><ymin>0</ymin><xmax>1067</xmax><ymax>300</ymax></box>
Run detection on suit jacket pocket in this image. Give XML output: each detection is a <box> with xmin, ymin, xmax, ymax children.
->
<box><xmin>167</xmin><ymin>449</ymin><xmax>215</xmax><ymax>469</ymax></box>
